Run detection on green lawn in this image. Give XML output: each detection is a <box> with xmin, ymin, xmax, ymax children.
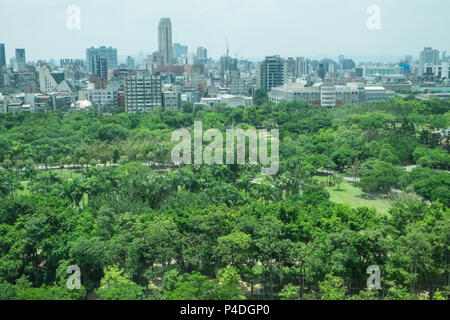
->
<box><xmin>314</xmin><ymin>176</ymin><xmax>392</xmax><ymax>215</ymax></box>
<box><xmin>55</xmin><ymin>169</ymin><xmax>83</xmax><ymax>179</ymax></box>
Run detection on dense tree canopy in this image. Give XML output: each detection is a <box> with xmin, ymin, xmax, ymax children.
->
<box><xmin>0</xmin><ymin>98</ymin><xmax>449</xmax><ymax>300</ymax></box>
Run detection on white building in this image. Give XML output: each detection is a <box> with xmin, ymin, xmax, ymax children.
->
<box><xmin>39</xmin><ymin>65</ymin><xmax>77</xmax><ymax>101</ymax></box>
<box><xmin>91</xmin><ymin>88</ymin><xmax>117</xmax><ymax>109</ymax></box>
<box><xmin>364</xmin><ymin>86</ymin><xmax>395</xmax><ymax>102</ymax></box>
<box><xmin>419</xmin><ymin>47</ymin><xmax>440</xmax><ymax>76</ymax></box>
<box><xmin>200</xmin><ymin>94</ymin><xmax>253</xmax><ymax>108</ymax></box>
<box><xmin>269</xmin><ymin>82</ymin><xmax>393</xmax><ymax>107</ymax></box>
<box><xmin>39</xmin><ymin>65</ymin><xmax>58</xmax><ymax>93</ymax></box>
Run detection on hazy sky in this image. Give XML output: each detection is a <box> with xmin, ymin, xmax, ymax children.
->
<box><xmin>1</xmin><ymin>0</ymin><xmax>449</xmax><ymax>62</ymax></box>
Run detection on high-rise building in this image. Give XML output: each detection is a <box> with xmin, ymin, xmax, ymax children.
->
<box><xmin>15</xmin><ymin>49</ymin><xmax>26</xmax><ymax>71</ymax></box>
<box><xmin>86</xmin><ymin>47</ymin><xmax>97</xmax><ymax>73</ymax></box>
<box><xmin>95</xmin><ymin>57</ymin><xmax>108</xmax><ymax>79</ymax></box>
<box><xmin>86</xmin><ymin>46</ymin><xmax>117</xmax><ymax>73</ymax></box>
<box><xmin>0</xmin><ymin>44</ymin><xmax>6</xmax><ymax>67</ymax></box>
<box><xmin>60</xmin><ymin>59</ymin><xmax>74</xmax><ymax>67</ymax></box>
<box><xmin>126</xmin><ymin>56</ymin><xmax>135</xmax><ymax>69</ymax></box>
<box><xmin>296</xmin><ymin>57</ymin><xmax>309</xmax><ymax>77</ymax></box>
<box><xmin>405</xmin><ymin>55</ymin><xmax>413</xmax><ymax>64</ymax></box>
<box><xmin>124</xmin><ymin>72</ymin><xmax>162</xmax><ymax>113</ymax></box>
<box><xmin>230</xmin><ymin>78</ymin><xmax>248</xmax><ymax>95</ymax></box>
<box><xmin>341</xmin><ymin>59</ymin><xmax>356</xmax><ymax>70</ymax></box>
<box><xmin>257</xmin><ymin>55</ymin><xmax>284</xmax><ymax>91</ymax></box>
<box><xmin>317</xmin><ymin>63</ymin><xmax>326</xmax><ymax>81</ymax></box>
<box><xmin>197</xmin><ymin>47</ymin><xmax>208</xmax><ymax>61</ymax></box>
<box><xmin>98</xmin><ymin>46</ymin><xmax>117</xmax><ymax>69</ymax></box>
<box><xmin>419</xmin><ymin>47</ymin><xmax>440</xmax><ymax>76</ymax></box>
<box><xmin>158</xmin><ymin>18</ymin><xmax>173</xmax><ymax>66</ymax></box>
<box><xmin>220</xmin><ymin>56</ymin><xmax>238</xmax><ymax>74</ymax></box>
<box><xmin>173</xmin><ymin>43</ymin><xmax>188</xmax><ymax>60</ymax></box>
<box><xmin>283</xmin><ymin>57</ymin><xmax>296</xmax><ymax>83</ymax></box>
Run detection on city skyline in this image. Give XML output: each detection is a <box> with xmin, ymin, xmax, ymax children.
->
<box><xmin>1</xmin><ymin>0</ymin><xmax>449</xmax><ymax>62</ymax></box>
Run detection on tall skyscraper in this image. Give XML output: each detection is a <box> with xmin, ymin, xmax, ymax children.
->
<box><xmin>158</xmin><ymin>18</ymin><xmax>173</xmax><ymax>66</ymax></box>
<box><xmin>0</xmin><ymin>44</ymin><xmax>6</xmax><ymax>67</ymax></box>
<box><xmin>419</xmin><ymin>47</ymin><xmax>440</xmax><ymax>76</ymax></box>
<box><xmin>257</xmin><ymin>55</ymin><xmax>284</xmax><ymax>91</ymax></box>
<box><xmin>15</xmin><ymin>48</ymin><xmax>26</xmax><ymax>71</ymax></box>
<box><xmin>86</xmin><ymin>46</ymin><xmax>117</xmax><ymax>73</ymax></box>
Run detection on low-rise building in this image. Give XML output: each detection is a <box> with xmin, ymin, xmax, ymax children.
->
<box><xmin>200</xmin><ymin>94</ymin><xmax>253</xmax><ymax>108</ymax></box>
<box><xmin>365</xmin><ymin>86</ymin><xmax>395</xmax><ymax>102</ymax></box>
<box><xmin>162</xmin><ymin>91</ymin><xmax>181</xmax><ymax>110</ymax></box>
<box><xmin>419</xmin><ymin>92</ymin><xmax>450</xmax><ymax>100</ymax></box>
<box><xmin>268</xmin><ymin>82</ymin><xmax>394</xmax><ymax>107</ymax></box>
<box><xmin>90</xmin><ymin>88</ymin><xmax>117</xmax><ymax>110</ymax></box>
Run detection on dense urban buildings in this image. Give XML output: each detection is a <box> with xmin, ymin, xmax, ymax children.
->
<box><xmin>173</xmin><ymin>43</ymin><xmax>188</xmax><ymax>60</ymax></box>
<box><xmin>86</xmin><ymin>46</ymin><xmax>118</xmax><ymax>73</ymax></box>
<box><xmin>0</xmin><ymin>17</ymin><xmax>449</xmax><ymax>114</ymax></box>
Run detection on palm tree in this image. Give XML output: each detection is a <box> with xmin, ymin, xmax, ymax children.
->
<box><xmin>23</xmin><ymin>160</ymin><xmax>37</xmax><ymax>191</ymax></box>
<box><xmin>79</xmin><ymin>157</ymin><xmax>86</xmax><ymax>172</ymax></box>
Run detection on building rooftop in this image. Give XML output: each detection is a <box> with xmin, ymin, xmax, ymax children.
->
<box><xmin>365</xmin><ymin>86</ymin><xmax>386</xmax><ymax>91</ymax></box>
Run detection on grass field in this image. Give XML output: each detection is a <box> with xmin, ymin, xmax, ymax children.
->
<box><xmin>314</xmin><ymin>175</ymin><xmax>392</xmax><ymax>215</ymax></box>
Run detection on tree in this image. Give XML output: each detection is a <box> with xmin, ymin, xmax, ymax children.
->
<box><xmin>359</xmin><ymin>160</ymin><xmax>402</xmax><ymax>193</ymax></box>
<box><xmin>333</xmin><ymin>174</ymin><xmax>344</xmax><ymax>191</ymax></box>
<box><xmin>96</xmin><ymin>265</ymin><xmax>144</xmax><ymax>300</ymax></box>
<box><xmin>254</xmin><ymin>89</ymin><xmax>268</xmax><ymax>106</ymax></box>
<box><xmin>319</xmin><ymin>273</ymin><xmax>347</xmax><ymax>300</ymax></box>
<box><xmin>215</xmin><ymin>232</ymin><xmax>251</xmax><ymax>268</ymax></box>
<box><xmin>163</xmin><ymin>271</ymin><xmax>217</xmax><ymax>300</ymax></box>
<box><xmin>216</xmin><ymin>266</ymin><xmax>246</xmax><ymax>300</ymax></box>
<box><xmin>70</xmin><ymin>237</ymin><xmax>105</xmax><ymax>290</ymax></box>
<box><xmin>279</xmin><ymin>284</ymin><xmax>300</xmax><ymax>300</ymax></box>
